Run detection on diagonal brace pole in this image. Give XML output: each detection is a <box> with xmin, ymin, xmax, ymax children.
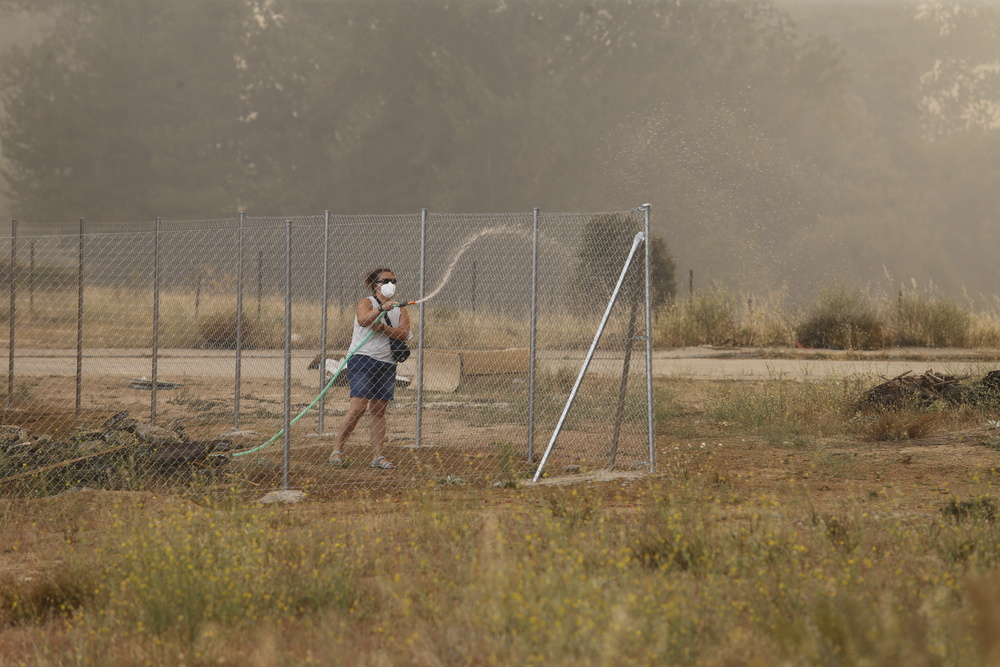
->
<box><xmin>532</xmin><ymin>231</ymin><xmax>645</xmax><ymax>483</ymax></box>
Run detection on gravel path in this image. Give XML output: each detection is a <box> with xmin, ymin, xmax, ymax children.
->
<box><xmin>4</xmin><ymin>346</ymin><xmax>997</xmax><ymax>382</ymax></box>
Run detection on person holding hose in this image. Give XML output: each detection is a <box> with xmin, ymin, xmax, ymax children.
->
<box><xmin>330</xmin><ymin>268</ymin><xmax>411</xmax><ymax>469</ymax></box>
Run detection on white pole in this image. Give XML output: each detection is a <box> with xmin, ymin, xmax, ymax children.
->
<box><xmin>532</xmin><ymin>231</ymin><xmax>645</xmax><ymax>483</ymax></box>
<box><xmin>643</xmin><ymin>204</ymin><xmax>655</xmax><ymax>471</ymax></box>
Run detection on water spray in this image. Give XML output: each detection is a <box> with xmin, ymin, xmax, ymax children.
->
<box><xmin>410</xmin><ymin>225</ymin><xmax>522</xmax><ymax>304</ymax></box>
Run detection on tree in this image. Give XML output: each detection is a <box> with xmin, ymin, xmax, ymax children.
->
<box><xmin>1</xmin><ymin>0</ymin><xmax>859</xmax><ymax>233</ymax></box>
<box><xmin>0</xmin><ymin>0</ymin><xmax>248</xmax><ymax>220</ymax></box>
<box><xmin>575</xmin><ymin>212</ymin><xmax>676</xmax><ymax>314</ymax></box>
<box><xmin>915</xmin><ymin>0</ymin><xmax>1000</xmax><ymax>138</ymax></box>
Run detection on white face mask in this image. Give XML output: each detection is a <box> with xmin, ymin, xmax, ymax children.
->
<box><xmin>379</xmin><ymin>281</ymin><xmax>396</xmax><ymax>298</ymax></box>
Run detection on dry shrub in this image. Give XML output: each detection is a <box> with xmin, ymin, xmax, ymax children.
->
<box><xmin>199</xmin><ymin>312</ymin><xmax>273</xmax><ymax>349</ymax></box>
<box><xmin>892</xmin><ymin>291</ymin><xmax>971</xmax><ymax>347</ymax></box>
<box><xmin>969</xmin><ymin>309</ymin><xmax>1000</xmax><ymax>348</ymax></box>
<box><xmin>859</xmin><ymin>410</ymin><xmax>942</xmax><ymax>442</ymax></box>
<box><xmin>657</xmin><ymin>287</ymin><xmax>739</xmax><ymax>346</ymax></box>
<box><xmin>797</xmin><ymin>285</ymin><xmax>888</xmax><ymax>350</ymax></box>
<box><xmin>735</xmin><ymin>289</ymin><xmax>797</xmax><ymax>347</ymax></box>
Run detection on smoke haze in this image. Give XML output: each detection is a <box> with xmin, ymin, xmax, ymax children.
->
<box><xmin>0</xmin><ymin>0</ymin><xmax>997</xmax><ymax>303</ymax></box>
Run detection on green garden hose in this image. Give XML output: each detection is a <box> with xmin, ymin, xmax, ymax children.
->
<box><xmin>229</xmin><ymin>309</ymin><xmax>390</xmax><ymax>458</ymax></box>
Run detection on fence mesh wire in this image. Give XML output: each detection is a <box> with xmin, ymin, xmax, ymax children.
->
<box><xmin>1</xmin><ymin>210</ymin><xmax>652</xmax><ymax>497</ymax></box>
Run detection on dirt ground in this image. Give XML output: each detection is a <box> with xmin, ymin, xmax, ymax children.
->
<box><xmin>3</xmin><ymin>346</ymin><xmax>1000</xmax><ymax>500</ymax></box>
<box><xmin>4</xmin><ymin>348</ymin><xmax>1000</xmax><ymax>590</ymax></box>
<box><xmin>0</xmin><ymin>368</ymin><xmax>650</xmax><ymax>494</ymax></box>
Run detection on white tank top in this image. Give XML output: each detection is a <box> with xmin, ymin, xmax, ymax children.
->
<box><xmin>350</xmin><ymin>296</ymin><xmax>399</xmax><ymax>363</ymax></box>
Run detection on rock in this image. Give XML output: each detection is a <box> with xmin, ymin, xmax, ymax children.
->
<box><xmin>134</xmin><ymin>423</ymin><xmax>184</xmax><ymax>446</ymax></box>
<box><xmin>259</xmin><ymin>490</ymin><xmax>306</xmax><ymax>504</ymax></box>
<box><xmin>112</xmin><ymin>418</ymin><xmax>139</xmax><ymax>433</ymax></box>
<box><xmin>100</xmin><ymin>410</ymin><xmax>131</xmax><ymax>430</ymax></box>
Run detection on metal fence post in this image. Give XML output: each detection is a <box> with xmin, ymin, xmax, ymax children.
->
<box><xmin>76</xmin><ymin>218</ymin><xmax>85</xmax><ymax>419</ymax></box>
<box><xmin>527</xmin><ymin>208</ymin><xmax>539</xmax><ymax>462</ymax></box>
<box><xmin>317</xmin><ymin>210</ymin><xmax>331</xmax><ymax>434</ymax></box>
<box><xmin>234</xmin><ymin>211</ymin><xmax>245</xmax><ymax>432</ymax></box>
<box><xmin>7</xmin><ymin>220</ymin><xmax>16</xmax><ymax>408</ymax></box>
<box><xmin>415</xmin><ymin>208</ymin><xmax>427</xmax><ymax>449</ymax></box>
<box><xmin>151</xmin><ymin>218</ymin><xmax>161</xmax><ymax>424</ymax></box>
<box><xmin>256</xmin><ymin>249</ymin><xmax>263</xmax><ymax>318</ymax></box>
<box><xmin>644</xmin><ymin>204</ymin><xmax>655</xmax><ymax>472</ymax></box>
<box><xmin>28</xmin><ymin>240</ymin><xmax>34</xmax><ymax>316</ymax></box>
<box><xmin>282</xmin><ymin>219</ymin><xmax>293</xmax><ymax>490</ymax></box>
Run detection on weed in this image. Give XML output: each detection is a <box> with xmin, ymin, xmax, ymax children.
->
<box><xmin>0</xmin><ymin>570</ymin><xmax>96</xmax><ymax>625</ymax></box>
<box><xmin>941</xmin><ymin>496</ymin><xmax>997</xmax><ymax>524</ymax></box>
<box><xmin>540</xmin><ymin>486</ymin><xmax>597</xmax><ymax>527</ymax></box>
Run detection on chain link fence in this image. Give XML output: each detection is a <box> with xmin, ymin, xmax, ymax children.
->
<box><xmin>1</xmin><ymin>209</ymin><xmax>653</xmax><ymax>497</ymax></box>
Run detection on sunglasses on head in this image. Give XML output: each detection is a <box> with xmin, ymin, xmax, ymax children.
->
<box><xmin>376</xmin><ymin>278</ymin><xmax>397</xmax><ymax>285</ymax></box>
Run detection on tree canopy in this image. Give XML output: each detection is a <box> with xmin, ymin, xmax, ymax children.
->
<box><xmin>1</xmin><ymin>0</ymin><xmax>999</xmax><ymax>300</ymax></box>
<box><xmin>0</xmin><ymin>0</ymin><xmax>847</xmax><ymax>218</ymax></box>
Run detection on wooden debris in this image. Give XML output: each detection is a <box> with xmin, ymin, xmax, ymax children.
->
<box><xmin>858</xmin><ymin>369</ymin><xmax>999</xmax><ymax>410</ymax></box>
<box><xmin>0</xmin><ymin>410</ymin><xmax>230</xmax><ymax>490</ymax></box>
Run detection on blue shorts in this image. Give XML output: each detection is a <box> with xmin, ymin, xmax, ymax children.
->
<box><xmin>347</xmin><ymin>355</ymin><xmax>396</xmax><ymax>401</ymax></box>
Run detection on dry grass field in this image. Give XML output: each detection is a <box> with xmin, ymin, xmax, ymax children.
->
<box><xmin>4</xmin><ymin>368</ymin><xmax>1000</xmax><ymax>665</ymax></box>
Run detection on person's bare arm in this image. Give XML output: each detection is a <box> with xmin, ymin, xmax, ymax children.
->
<box><xmin>356</xmin><ymin>298</ymin><xmax>385</xmax><ymax>328</ymax></box>
<box><xmin>384</xmin><ymin>307</ymin><xmax>411</xmax><ymax>341</ymax></box>
<box><xmin>371</xmin><ymin>304</ymin><xmax>410</xmax><ymax>340</ymax></box>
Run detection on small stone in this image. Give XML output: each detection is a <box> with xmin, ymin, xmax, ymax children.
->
<box><xmin>259</xmin><ymin>490</ymin><xmax>306</xmax><ymax>504</ymax></box>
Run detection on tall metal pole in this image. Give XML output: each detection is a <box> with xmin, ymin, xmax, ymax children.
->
<box><xmin>282</xmin><ymin>220</ymin><xmax>293</xmax><ymax>490</ymax></box>
<box><xmin>256</xmin><ymin>249</ymin><xmax>263</xmax><ymax>317</ymax></box>
<box><xmin>151</xmin><ymin>218</ymin><xmax>161</xmax><ymax>424</ymax></box>
<box><xmin>76</xmin><ymin>218</ymin><xmax>85</xmax><ymax>418</ymax></box>
<box><xmin>317</xmin><ymin>210</ymin><xmax>331</xmax><ymax>434</ymax></box>
<box><xmin>234</xmin><ymin>211</ymin><xmax>245</xmax><ymax>432</ymax></box>
<box><xmin>415</xmin><ymin>208</ymin><xmax>427</xmax><ymax>448</ymax></box>
<box><xmin>643</xmin><ymin>205</ymin><xmax>655</xmax><ymax>472</ymax></box>
<box><xmin>527</xmin><ymin>208</ymin><xmax>539</xmax><ymax>462</ymax></box>
<box><xmin>7</xmin><ymin>220</ymin><xmax>16</xmax><ymax>408</ymax></box>
<box><xmin>28</xmin><ymin>241</ymin><xmax>34</xmax><ymax>316</ymax></box>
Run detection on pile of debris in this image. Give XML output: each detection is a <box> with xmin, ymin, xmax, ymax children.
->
<box><xmin>0</xmin><ymin>410</ymin><xmax>233</xmax><ymax>489</ymax></box>
<box><xmin>858</xmin><ymin>370</ymin><xmax>1000</xmax><ymax>410</ymax></box>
